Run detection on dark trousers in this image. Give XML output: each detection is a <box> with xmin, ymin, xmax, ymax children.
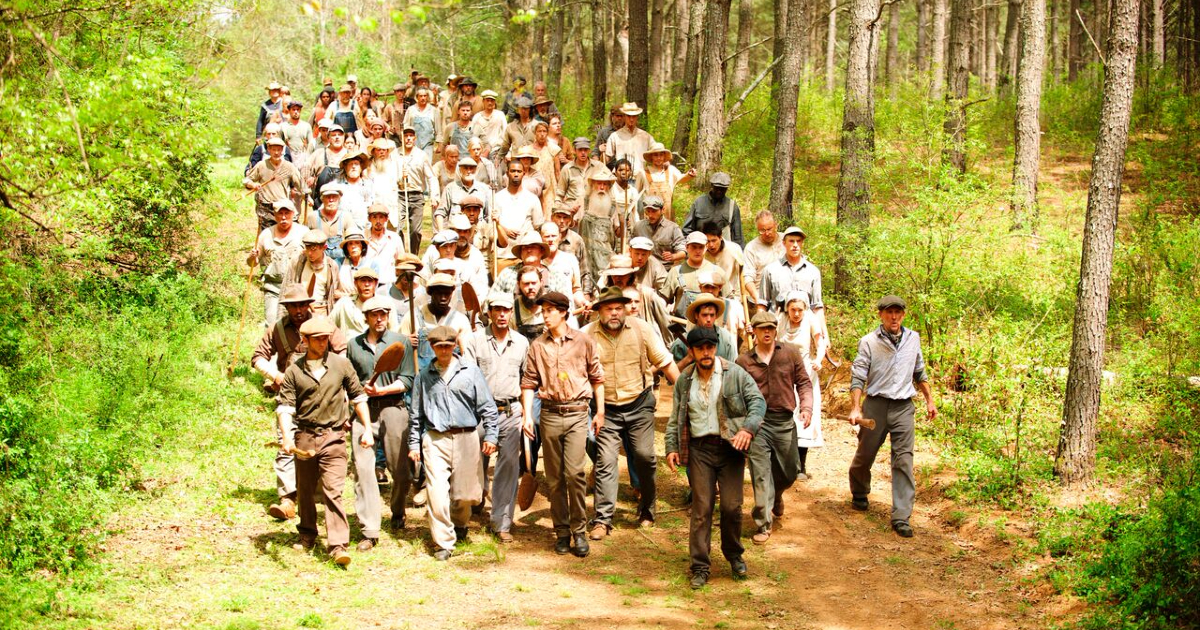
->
<box><xmin>541</xmin><ymin>408</ymin><xmax>590</xmax><ymax>537</ymax></box>
<box><xmin>377</xmin><ymin>400</ymin><xmax>413</xmax><ymax>523</ymax></box>
<box><xmin>592</xmin><ymin>387</ymin><xmax>658</xmax><ymax>527</ymax></box>
<box><xmin>483</xmin><ymin>407</ymin><xmax>523</xmax><ymax>533</ymax></box>
<box><xmin>398</xmin><ymin>190</ymin><xmax>425</xmax><ymax>253</ymax></box>
<box><xmin>849</xmin><ymin>396</ymin><xmax>916</xmax><ymax>523</ymax></box>
<box><xmin>688</xmin><ymin>436</ymin><xmax>746</xmax><ymax>574</ymax></box>
<box><xmin>295</xmin><ymin>428</ymin><xmax>350</xmax><ymax>550</ymax></box>
<box><xmin>748</xmin><ymin>411</ymin><xmax>800</xmax><ymax>531</ymax></box>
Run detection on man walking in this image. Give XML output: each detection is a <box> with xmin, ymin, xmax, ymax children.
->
<box><xmin>276</xmin><ymin>316</ymin><xmax>374</xmax><ymax>566</ymax></box>
<box><xmin>848</xmin><ymin>296</ymin><xmax>936</xmax><ymax>538</ymax></box>
<box><xmin>665</xmin><ymin>327</ymin><xmax>765</xmax><ymax>589</ymax></box>
<box><xmin>583</xmin><ymin>287</ymin><xmax>678</xmax><ymax>539</ymax></box>
<box><xmin>408</xmin><ymin>326</ymin><xmax>500</xmax><ymax>560</ymax></box>
<box><xmin>736</xmin><ymin>311</ymin><xmax>813</xmax><ymax>544</ymax></box>
<box><xmin>347</xmin><ymin>297</ymin><xmax>416</xmax><ymax>537</ymax></box>
<box><xmin>682</xmin><ymin>172</ymin><xmax>744</xmax><ymax>248</ymax></box>
<box><xmin>520</xmin><ymin>291</ymin><xmax>605</xmax><ymax>558</ymax></box>
<box><xmin>462</xmin><ymin>292</ymin><xmax>529</xmax><ymax>543</ymax></box>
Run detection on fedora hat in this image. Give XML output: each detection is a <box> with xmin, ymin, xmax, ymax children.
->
<box><xmin>618</xmin><ymin>102</ymin><xmax>643</xmax><ymax>116</ymax></box>
<box><xmin>686</xmin><ymin>294</ymin><xmax>726</xmax><ymax>324</ymax></box>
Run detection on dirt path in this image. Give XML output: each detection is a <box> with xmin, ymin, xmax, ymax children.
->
<box><xmin>93</xmin><ymin>379</ymin><xmax>1045</xmax><ymax>630</ymax></box>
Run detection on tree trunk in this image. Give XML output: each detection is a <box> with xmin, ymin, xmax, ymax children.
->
<box><xmin>672</xmin><ymin>0</ymin><xmax>706</xmax><ymax>156</ymax></box>
<box><xmin>826</xmin><ymin>0</ymin><xmax>839</xmax><ymax>91</ymax></box>
<box><xmin>984</xmin><ymin>3</ymin><xmax>999</xmax><ymax>88</ymax></box>
<box><xmin>1150</xmin><ymin>0</ymin><xmax>1164</xmax><ymax>68</ymax></box>
<box><xmin>1056</xmin><ymin>0</ymin><xmax>1137</xmax><ymax>486</ymax></box>
<box><xmin>1068</xmin><ymin>0</ymin><xmax>1082</xmax><ymax>79</ymax></box>
<box><xmin>774</xmin><ymin>0</ymin><xmax>791</xmax><ymax>91</ymax></box>
<box><xmin>627</xmin><ymin>0</ymin><xmax>651</xmax><ymax>111</ymax></box>
<box><xmin>1000</xmin><ymin>0</ymin><xmax>1022</xmax><ymax>86</ymax></box>
<box><xmin>693</xmin><ymin>0</ymin><xmax>732</xmax><ymax>183</ymax></box>
<box><xmin>918</xmin><ymin>0</ymin><xmax>932</xmax><ymax>72</ymax></box>
<box><xmin>835</xmin><ymin>0</ymin><xmax>879</xmax><ymax>297</ymax></box>
<box><xmin>548</xmin><ymin>2</ymin><xmax>566</xmax><ymax>89</ymax></box>
<box><xmin>1011</xmin><ymin>0</ymin><xmax>1046</xmax><ymax>232</ymax></box>
<box><xmin>611</xmin><ymin>3</ymin><xmax>628</xmax><ymax>91</ymax></box>
<box><xmin>592</xmin><ymin>0</ymin><xmax>609</xmax><ymax>123</ymax></box>
<box><xmin>931</xmin><ymin>0</ymin><xmax>949</xmax><ymax>97</ymax></box>
<box><xmin>1049</xmin><ymin>0</ymin><xmax>1061</xmax><ymax>79</ymax></box>
<box><xmin>650</xmin><ymin>0</ymin><xmax>666</xmax><ymax>91</ymax></box>
<box><xmin>943</xmin><ymin>0</ymin><xmax>971</xmax><ymax>172</ymax></box>
<box><xmin>733</xmin><ymin>0</ymin><xmax>755</xmax><ymax>86</ymax></box>
<box><xmin>769</xmin><ymin>0</ymin><xmax>807</xmax><ymax>220</ymax></box>
<box><xmin>885</xmin><ymin>2</ymin><xmax>901</xmax><ymax>90</ymax></box>
<box><xmin>672</xmin><ymin>0</ymin><xmax>691</xmax><ymax>87</ymax></box>
<box><xmin>534</xmin><ymin>0</ymin><xmax>547</xmax><ymax>82</ymax></box>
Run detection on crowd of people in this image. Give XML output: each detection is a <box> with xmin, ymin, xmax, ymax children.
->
<box><xmin>243</xmin><ymin>73</ymin><xmax>936</xmax><ymax>587</ymax></box>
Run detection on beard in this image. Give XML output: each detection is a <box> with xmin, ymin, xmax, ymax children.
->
<box><xmin>586</xmin><ymin>190</ymin><xmax>612</xmax><ymax>217</ymax></box>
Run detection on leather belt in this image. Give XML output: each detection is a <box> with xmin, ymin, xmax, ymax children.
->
<box><xmin>297</xmin><ymin>424</ymin><xmax>343</xmax><ymax>436</ymax></box>
<box><xmin>434</xmin><ymin>426</ymin><xmax>477</xmax><ymax>435</ymax></box>
<box><xmin>542</xmin><ymin>400</ymin><xmax>590</xmax><ymax>413</ymax></box>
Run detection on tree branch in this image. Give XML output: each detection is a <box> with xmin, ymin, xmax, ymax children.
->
<box><xmin>722</xmin><ymin>36</ymin><xmax>774</xmax><ymax>64</ymax></box>
<box><xmin>1076</xmin><ymin>9</ymin><xmax>1107</xmax><ymax>65</ymax></box>
<box><xmin>727</xmin><ymin>55</ymin><xmax>783</xmax><ymax>121</ymax></box>
<box><xmin>870</xmin><ymin>0</ymin><xmax>905</xmax><ymax>29</ymax></box>
<box><xmin>20</xmin><ymin>16</ymin><xmax>91</xmax><ymax>176</ymax></box>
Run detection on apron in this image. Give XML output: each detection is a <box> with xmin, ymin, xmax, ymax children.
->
<box><xmin>412</xmin><ymin>114</ymin><xmax>435</xmax><ymax>155</ymax></box>
<box><xmin>579</xmin><ymin>210</ymin><xmax>615</xmax><ymax>285</ymax></box>
<box><xmin>312</xmin><ymin>211</ymin><xmax>346</xmax><ymax>266</ymax></box>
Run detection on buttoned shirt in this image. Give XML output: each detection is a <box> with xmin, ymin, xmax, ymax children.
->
<box><xmin>252</xmin><ymin>315</ymin><xmax>348</xmax><ymax>376</ymax></box>
<box><xmin>408</xmin><ymin>359</ymin><xmax>500</xmax><ymax>451</ymax></box>
<box><xmin>683</xmin><ymin>195</ymin><xmax>744</xmax><ymax>247</ymax></box>
<box><xmin>277</xmin><ymin>352</ymin><xmax>367</xmax><ymax>428</ymax></box>
<box><xmin>470</xmin><ymin>109</ymin><xmax>506</xmax><ymax>150</ymax></box>
<box><xmin>736</xmin><ymin>343</ymin><xmax>813</xmax><ymax>416</ymax></box>
<box><xmin>559</xmin><ymin>229</ymin><xmax>585</xmax><ymax>260</ymax></box>
<box><xmin>347</xmin><ymin>330</ymin><xmax>415</xmax><ymax>394</ymax></box>
<box><xmin>244</xmin><ymin>158</ymin><xmax>305</xmax><ymax>206</ymax></box>
<box><xmin>462</xmin><ymin>326</ymin><xmax>529</xmax><ymax>407</ymax></box>
<box><xmin>686</xmin><ymin>359</ymin><xmax>723</xmax><ymax>438</ymax></box>
<box><xmin>395</xmin><ymin>148</ymin><xmax>440</xmax><ymax>198</ymax></box>
<box><xmin>499</xmin><ymin>119</ymin><xmax>537</xmax><ymax>158</ymax></box>
<box><xmin>850</xmin><ymin>326</ymin><xmax>928</xmax><ymax>400</ymax></box>
<box><xmin>759</xmin><ymin>255</ymin><xmax>824</xmax><ymax>311</ymax></box>
<box><xmin>603</xmin><ymin>127</ymin><xmax>655</xmax><ymax>171</ymax></box>
<box><xmin>364</xmin><ymin>229</ymin><xmax>405</xmax><ymax>291</ymax></box>
<box><xmin>437</xmin><ymin>180</ymin><xmax>494</xmax><ymax>222</ymax></box>
<box><xmin>521</xmin><ymin>328</ymin><xmax>605</xmax><ymax>402</ymax></box>
<box><xmin>633</xmin><ymin>256</ymin><xmax>668</xmax><ymax>293</ymax></box>
<box><xmin>494</xmin><ymin>188</ymin><xmax>545</xmax><ymax>255</ymax></box>
<box><xmin>705</xmin><ymin>240</ymin><xmax>746</xmax><ymax>298</ymax></box>
<box><xmin>632</xmin><ymin>219</ymin><xmax>685</xmax><ymax>267</ymax></box>
<box><xmin>742</xmin><ymin>237</ymin><xmax>785</xmax><ymax>289</ymax></box>
<box><xmin>583</xmin><ymin>317</ymin><xmax>672</xmax><ymax>405</ymax></box>
<box><xmin>557</xmin><ymin>159</ymin><xmax>606</xmax><ymax>208</ymax></box>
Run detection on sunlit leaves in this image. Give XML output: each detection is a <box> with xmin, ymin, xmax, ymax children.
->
<box><xmin>511</xmin><ymin>8</ymin><xmax>537</xmax><ymax>23</ymax></box>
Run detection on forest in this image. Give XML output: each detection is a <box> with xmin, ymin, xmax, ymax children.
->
<box><xmin>0</xmin><ymin>0</ymin><xmax>1197</xmax><ymax>627</ymax></box>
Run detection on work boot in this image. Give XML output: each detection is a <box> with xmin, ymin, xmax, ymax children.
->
<box><xmin>892</xmin><ymin>521</ymin><xmax>914</xmax><ymax>538</ymax></box>
<box><xmin>357</xmin><ymin>538</ymin><xmax>377</xmax><ymax>552</ymax></box>
<box><xmin>851</xmin><ymin>496</ymin><xmax>869</xmax><ymax>512</ymax></box>
<box><xmin>413</xmin><ymin>488</ymin><xmax>428</xmax><ymax>507</ymax></box>
<box><xmin>293</xmin><ymin>534</ymin><xmax>316</xmax><ymax>551</ymax></box>
<box><xmin>496</xmin><ymin>531</ymin><xmax>514</xmax><ymax>543</ymax></box>
<box><xmin>268</xmin><ymin>497</ymin><xmax>296</xmax><ymax>520</ymax></box>
<box><xmin>455</xmin><ymin>527</ymin><xmax>469</xmax><ymax>543</ymax></box>
<box><xmin>571</xmin><ymin>534</ymin><xmax>590</xmax><ymax>558</ymax></box>
<box><xmin>690</xmin><ymin>571</ymin><xmax>709</xmax><ymax>589</ymax></box>
<box><xmin>730</xmin><ymin>557</ymin><xmax>748</xmax><ymax>580</ymax></box>
<box><xmin>589</xmin><ymin>523</ymin><xmax>609</xmax><ymax>540</ymax></box>
<box><xmin>376</xmin><ymin>467</ymin><xmax>388</xmax><ymax>484</ymax></box>
<box><xmin>433</xmin><ymin>548</ymin><xmax>452</xmax><ymax>561</ymax></box>
<box><xmin>331</xmin><ymin>546</ymin><xmax>351</xmax><ymax>566</ymax></box>
<box><xmin>772</xmin><ymin>496</ymin><xmax>785</xmax><ymax>518</ymax></box>
<box><xmin>554</xmin><ymin>536</ymin><xmax>571</xmax><ymax>555</ymax></box>
<box><xmin>751</xmin><ymin>526</ymin><xmax>771</xmax><ymax>544</ymax></box>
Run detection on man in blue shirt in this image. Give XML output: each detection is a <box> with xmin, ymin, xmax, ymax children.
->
<box><xmin>408</xmin><ymin>325</ymin><xmax>499</xmax><ymax>560</ymax></box>
<box><xmin>848</xmin><ymin>295</ymin><xmax>937</xmax><ymax>538</ymax></box>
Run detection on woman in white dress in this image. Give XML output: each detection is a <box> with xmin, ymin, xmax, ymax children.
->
<box><xmin>779</xmin><ymin>291</ymin><xmax>827</xmax><ymax>480</ymax></box>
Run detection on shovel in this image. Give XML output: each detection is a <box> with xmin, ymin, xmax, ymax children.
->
<box><xmin>368</xmin><ymin>341</ymin><xmax>407</xmax><ymax>386</ymax></box>
<box><xmin>462</xmin><ymin>281</ymin><xmax>480</xmax><ymax>331</ymax></box>
<box><xmin>517</xmin><ymin>432</ymin><xmax>538</xmax><ymax>511</ymax></box>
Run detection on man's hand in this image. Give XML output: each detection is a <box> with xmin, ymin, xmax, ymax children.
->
<box><xmin>364</xmin><ymin>383</ymin><xmax>380</xmax><ymax>397</ymax></box>
<box><xmin>591</xmin><ymin>412</ymin><xmax>605</xmax><ymax>434</ymax></box>
<box><xmin>359</xmin><ymin>430</ymin><xmax>375</xmax><ymax>449</ymax></box>
<box><xmin>685</xmin><ymin>167</ymin><xmax>697</xmax><ymax>178</ymax></box>
<box><xmin>272</xmin><ymin>372</ymin><xmax>286</xmax><ymax>387</ymax></box>
<box><xmin>408</xmin><ymin>449</ymin><xmax>421</xmax><ymax>463</ymax></box>
<box><xmin>246</xmin><ymin>249</ymin><xmax>259</xmax><ymax>267</ymax></box>
<box><xmin>482</xmin><ymin>441</ymin><xmax>497</xmax><ymax>456</ymax></box>
<box><xmin>848</xmin><ymin>407</ymin><xmax>863</xmax><ymax>426</ymax></box>
<box><xmin>800</xmin><ymin>410</ymin><xmax>812</xmax><ymax>429</ymax></box>
<box><xmin>730</xmin><ymin>429</ymin><xmax>753</xmax><ymax>452</ymax></box>
<box><xmin>926</xmin><ymin>401</ymin><xmax>938</xmax><ymax>420</ymax></box>
<box><xmin>666</xmin><ymin>452</ymin><xmax>680</xmax><ymax>469</ymax></box>
<box><xmin>522</xmin><ymin>414</ymin><xmax>536</xmax><ymax>439</ymax></box>
<box><xmin>281</xmin><ymin>436</ymin><xmax>296</xmax><ymax>454</ymax></box>
<box><xmin>408</xmin><ymin>333</ymin><xmax>419</xmax><ymax>347</ymax></box>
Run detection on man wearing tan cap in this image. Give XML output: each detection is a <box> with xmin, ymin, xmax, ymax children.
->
<box><xmin>557</xmin><ymin>138</ymin><xmax>606</xmax><ymax>214</ymax></box>
<box><xmin>257</xmin><ymin>81</ymin><xmax>285</xmax><ymax>140</ymax></box>
<box><xmin>396</xmin><ymin>124</ymin><xmax>440</xmax><ymax>252</ymax></box>
<box><xmin>628</xmin><ymin>236</ymin><xmax>667</xmax><ymax>294</ymax></box>
<box><xmin>252</xmin><ymin>287</ymin><xmax>348</xmax><ymax>523</ymax></box>
<box><xmin>398</xmin><ymin>272</ymin><xmax>471</xmax><ymax>371</ymax></box>
<box><xmin>661</xmin><ymin>231</ymin><xmax>721</xmax><ymax>320</ymax></box>
<box><xmin>403</xmin><ymin>87</ymin><xmax>441</xmax><ymax>158</ymax></box>
<box><xmin>499</xmin><ymin>96</ymin><xmax>537</xmax><ymax>159</ymax></box>
<box><xmin>736</xmin><ymin>311</ymin><xmax>812</xmax><ymax>545</ymax></box>
<box><xmin>276</xmin><ymin>316</ymin><xmax>374</xmax><ymax>566</ymax></box>
<box><xmin>603</xmin><ymin>102</ymin><xmax>656</xmax><ymax>171</ymax></box>
<box><xmin>281</xmin><ymin>230</ymin><xmax>342</xmax><ymax>317</ymax></box>
<box><xmin>282</xmin><ymin>100</ymin><xmax>315</xmax><ymax>171</ymax></box>
<box><xmin>408</xmin><ymin>325</ymin><xmax>499</xmax><ymax>560</ymax></box>
<box><xmin>347</xmin><ymin>297</ymin><xmax>416</xmax><ymax>540</ymax></box>
<box><xmin>470</xmin><ymin>90</ymin><xmax>505</xmax><ymax>157</ymax></box>
<box><xmin>248</xmin><ymin>199</ymin><xmax>309</xmax><ymax>327</ymax></box>
<box><xmin>632</xmin><ymin>195</ymin><xmax>685</xmax><ymax>270</ymax></box>
<box><xmin>323</xmin><ymin>83</ymin><xmax>361</xmax><ymax>136</ymax></box>
<box><xmin>437</xmin><ymin>158</ymin><xmax>493</xmax><ymax>227</ymax></box>
<box><xmin>520</xmin><ymin>291</ymin><xmax>605</xmax><ymax>557</ymax></box>
<box><xmin>583</xmin><ymin>287</ymin><xmax>678</xmax><ymax>538</ymax></box>
<box><xmin>244</xmin><ymin>135</ymin><xmax>305</xmax><ymax>233</ymax></box>
<box><xmin>330</xmin><ymin>267</ymin><xmax>398</xmax><ymax>337</ymax></box>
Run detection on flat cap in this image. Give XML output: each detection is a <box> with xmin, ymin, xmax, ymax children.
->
<box><xmin>629</xmin><ymin>236</ymin><xmax>654</xmax><ymax>251</ymax></box>
<box><xmin>516</xmin><ymin>96</ymin><xmax>534</xmax><ymax>109</ymax></box>
<box><xmin>299</xmin><ymin>316</ymin><xmax>336</xmax><ymax>337</ymax></box>
<box><xmin>427</xmin><ymin>272</ymin><xmax>456</xmax><ymax>288</ymax></box>
<box><xmin>457</xmin><ymin>156</ymin><xmax>477</xmax><ymax>168</ymax></box>
<box><xmin>685</xmin><ymin>232</ymin><xmax>707</xmax><ymax>246</ymax></box>
<box><xmin>352</xmin><ymin>267</ymin><xmax>379</xmax><ymax>281</ymax></box>
<box><xmin>428</xmin><ymin>325</ymin><xmax>458</xmax><ymax>345</ymax></box>
<box><xmin>551</xmin><ymin>203</ymin><xmax>573</xmax><ymax>216</ymax></box>
<box><xmin>319</xmin><ymin>182</ymin><xmax>343</xmax><ymax>197</ymax></box>
<box><xmin>361</xmin><ymin>296</ymin><xmax>392</xmax><ymax>313</ymax></box>
<box><xmin>709</xmin><ymin>171</ymin><xmax>732</xmax><ymax>187</ymax></box>
<box><xmin>327</xmin><ymin>124</ymin><xmax>345</xmax><ymax>133</ymax></box>
<box><xmin>394</xmin><ymin>253</ymin><xmax>424</xmax><ymax>273</ymax></box>
<box><xmin>536</xmin><ymin>291</ymin><xmax>570</xmax><ymax>311</ymax></box>
<box><xmin>459</xmin><ymin>195</ymin><xmax>484</xmax><ymax>208</ymax></box>
<box><xmin>486</xmin><ymin>291</ymin><xmax>514</xmax><ymax>309</ymax></box>
<box><xmin>686</xmin><ymin>326</ymin><xmax>719</xmax><ymax>348</ymax></box>
<box><xmin>641</xmin><ymin>195</ymin><xmax>664</xmax><ymax>210</ymax></box>
<box><xmin>272</xmin><ymin>198</ymin><xmax>296</xmax><ymax>213</ymax></box>
<box><xmin>876</xmin><ymin>295</ymin><xmax>907</xmax><ymax>311</ymax></box>
<box><xmin>480</xmin><ymin>89</ymin><xmax>499</xmax><ymax>100</ymax></box>
<box><xmin>265</xmin><ymin>137</ymin><xmax>286</xmax><ymax>147</ymax></box>
<box><xmin>301</xmin><ymin>231</ymin><xmax>328</xmax><ymax>245</ymax></box>
<box><xmin>432</xmin><ymin>230</ymin><xmax>459</xmax><ymax>246</ymax></box>
<box><xmin>317</xmin><ymin>119</ymin><xmax>333</xmax><ymax>129</ymax></box>
<box><xmin>750</xmin><ymin>311</ymin><xmax>779</xmax><ymax>328</ymax></box>
<box><xmin>367</xmin><ymin>202</ymin><xmax>390</xmax><ymax>216</ymax></box>
<box><xmin>781</xmin><ymin>226</ymin><xmax>807</xmax><ymax>238</ymax></box>
<box><xmin>448</xmin><ymin>213</ymin><xmax>472</xmax><ymax>231</ymax></box>
<box><xmin>572</xmin><ymin>137</ymin><xmax>591</xmax><ymax>149</ymax></box>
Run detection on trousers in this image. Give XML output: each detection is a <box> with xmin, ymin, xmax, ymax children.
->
<box><xmin>295</xmin><ymin>428</ymin><xmax>349</xmax><ymax>549</ymax></box>
<box><xmin>540</xmin><ymin>408</ymin><xmax>590</xmax><ymax>537</ymax></box>
<box><xmin>484</xmin><ymin>407</ymin><xmax>523</xmax><ymax>533</ymax></box>
<box><xmin>591</xmin><ymin>387</ymin><xmax>658</xmax><ymax>527</ymax></box>
<box><xmin>687</xmin><ymin>436</ymin><xmax>745</xmax><ymax>574</ymax></box>
<box><xmin>748</xmin><ymin>411</ymin><xmax>800</xmax><ymax>531</ymax></box>
<box><xmin>422</xmin><ymin>428</ymin><xmax>484</xmax><ymax>551</ymax></box>
<box><xmin>849</xmin><ymin>396</ymin><xmax>916</xmax><ymax>523</ymax></box>
<box><xmin>274</xmin><ymin>425</ymin><xmax>296</xmax><ymax>499</ymax></box>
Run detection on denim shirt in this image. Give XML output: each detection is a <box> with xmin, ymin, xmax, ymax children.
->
<box><xmin>409</xmin><ymin>359</ymin><xmax>499</xmax><ymax>451</ymax></box>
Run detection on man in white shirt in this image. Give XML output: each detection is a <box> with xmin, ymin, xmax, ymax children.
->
<box><xmin>603</xmin><ymin>102</ymin><xmax>656</xmax><ymax>171</ymax></box>
<box><xmin>493</xmin><ymin>161</ymin><xmax>544</xmax><ymax>259</ymax></box>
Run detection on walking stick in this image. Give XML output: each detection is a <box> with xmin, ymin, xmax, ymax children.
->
<box><xmin>229</xmin><ymin>258</ymin><xmax>257</xmax><ymax>376</ymax></box>
<box><xmin>739</xmin><ymin>275</ymin><xmax>754</xmax><ymax>348</ymax></box>
<box><xmin>407</xmin><ymin>269</ymin><xmax>418</xmax><ymax>373</ymax></box>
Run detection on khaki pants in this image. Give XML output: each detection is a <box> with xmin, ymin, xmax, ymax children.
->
<box><xmin>541</xmin><ymin>408</ymin><xmax>590</xmax><ymax>537</ymax></box>
<box><xmin>422</xmin><ymin>428</ymin><xmax>484</xmax><ymax>552</ymax></box>
<box><xmin>295</xmin><ymin>428</ymin><xmax>349</xmax><ymax>550</ymax></box>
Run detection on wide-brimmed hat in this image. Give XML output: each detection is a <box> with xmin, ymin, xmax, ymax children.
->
<box><xmin>589</xmin><ymin>169</ymin><xmax>616</xmax><ymax>183</ymax></box>
<box><xmin>602</xmin><ymin>254</ymin><xmax>635</xmax><ymax>277</ymax></box>
<box><xmin>367</xmin><ymin>138</ymin><xmax>395</xmax><ymax>152</ymax></box>
<box><xmin>340</xmin><ymin>149</ymin><xmax>368</xmax><ymax>167</ymax></box>
<box><xmin>618</xmin><ymin>102</ymin><xmax>643</xmax><ymax>116</ymax></box>
<box><xmin>340</xmin><ymin>231</ymin><xmax>367</xmax><ymax>253</ymax></box>
<box><xmin>642</xmin><ymin>142</ymin><xmax>671</xmax><ymax>161</ymax></box>
<box><xmin>511</xmin><ymin>230</ymin><xmax>549</xmax><ymax>257</ymax></box>
<box><xmin>534</xmin><ymin>95</ymin><xmax>554</xmax><ymax>108</ymax></box>
<box><xmin>686</xmin><ymin>294</ymin><xmax>726</xmax><ymax>324</ymax></box>
<box><xmin>266</xmin><ymin>81</ymin><xmax>282</xmax><ymax>91</ymax></box>
<box><xmin>279</xmin><ymin>285</ymin><xmax>316</xmax><ymax>305</ymax></box>
<box><xmin>458</xmin><ymin>76</ymin><xmax>478</xmax><ymax>87</ymax></box>
<box><xmin>512</xmin><ymin>145</ymin><xmax>539</xmax><ymax>165</ymax></box>
<box><xmin>592</xmin><ymin>285</ymin><xmax>632</xmax><ymax>309</ymax></box>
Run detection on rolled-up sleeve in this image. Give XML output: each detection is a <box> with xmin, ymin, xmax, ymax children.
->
<box><xmin>585</xmin><ymin>339</ymin><xmax>605</xmax><ymax>385</ymax></box>
<box><xmin>520</xmin><ymin>344</ymin><xmax>542</xmax><ymax>390</ymax></box>
<box><xmin>474</xmin><ymin>371</ymin><xmax>500</xmax><ymax>444</ymax></box>
<box><xmin>850</xmin><ymin>337</ymin><xmax>872</xmax><ymax>391</ymax></box>
<box><xmin>913</xmin><ymin>341</ymin><xmax>928</xmax><ymax>383</ymax></box>
<box><xmin>408</xmin><ymin>377</ymin><xmax>426</xmax><ymax>452</ymax></box>
<box><xmin>277</xmin><ymin>367</ymin><xmax>297</xmax><ymax>415</ymax></box>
